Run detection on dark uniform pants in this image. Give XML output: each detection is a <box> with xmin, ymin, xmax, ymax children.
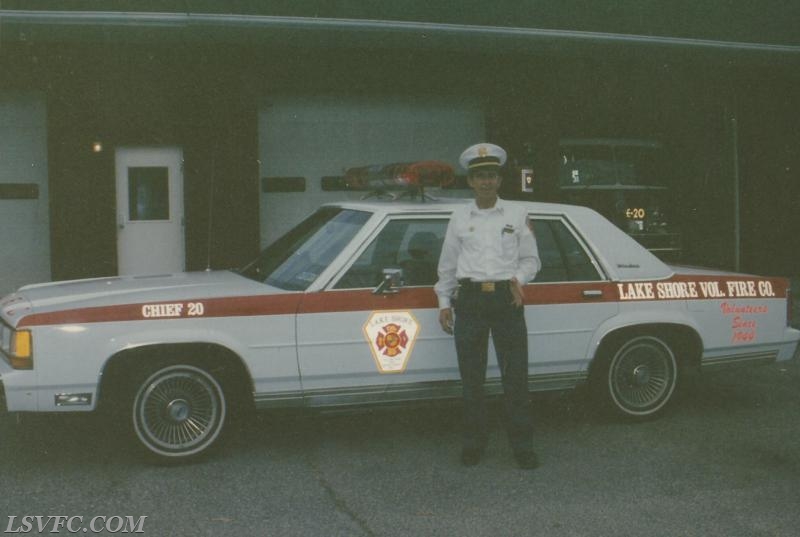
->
<box><xmin>454</xmin><ymin>282</ymin><xmax>533</xmax><ymax>454</ymax></box>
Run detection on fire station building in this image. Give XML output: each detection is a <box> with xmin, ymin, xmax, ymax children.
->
<box><xmin>0</xmin><ymin>2</ymin><xmax>798</xmax><ymax>295</ymax></box>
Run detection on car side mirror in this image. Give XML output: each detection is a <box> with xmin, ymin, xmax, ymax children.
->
<box><xmin>373</xmin><ymin>268</ymin><xmax>404</xmax><ymax>295</ymax></box>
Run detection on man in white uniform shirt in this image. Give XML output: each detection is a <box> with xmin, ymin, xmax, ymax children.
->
<box><xmin>435</xmin><ymin>143</ymin><xmax>541</xmax><ymax>469</ymax></box>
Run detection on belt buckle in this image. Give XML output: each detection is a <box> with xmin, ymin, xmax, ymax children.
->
<box><xmin>480</xmin><ymin>282</ymin><xmax>495</xmax><ymax>292</ymax></box>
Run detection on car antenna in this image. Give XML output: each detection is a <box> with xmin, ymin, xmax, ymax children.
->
<box><xmin>205</xmin><ymin>147</ymin><xmax>216</xmax><ymax>272</ymax></box>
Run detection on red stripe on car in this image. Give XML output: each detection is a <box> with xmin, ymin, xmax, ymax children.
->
<box><xmin>16</xmin><ymin>275</ymin><xmax>789</xmax><ymax>328</ymax></box>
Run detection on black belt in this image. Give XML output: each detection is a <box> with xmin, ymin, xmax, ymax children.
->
<box><xmin>458</xmin><ymin>279</ymin><xmax>511</xmax><ymax>293</ymax></box>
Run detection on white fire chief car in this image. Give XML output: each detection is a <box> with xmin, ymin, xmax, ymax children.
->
<box><xmin>2</xmin><ymin>199</ymin><xmax>799</xmax><ymax>461</ymax></box>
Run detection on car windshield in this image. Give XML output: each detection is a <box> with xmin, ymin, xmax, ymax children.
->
<box><xmin>240</xmin><ymin>207</ymin><xmax>371</xmax><ymax>290</ymax></box>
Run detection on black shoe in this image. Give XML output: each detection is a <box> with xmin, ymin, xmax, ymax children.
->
<box><xmin>461</xmin><ymin>447</ymin><xmax>483</xmax><ymax>467</ymax></box>
<box><xmin>514</xmin><ymin>450</ymin><xmax>539</xmax><ymax>470</ymax></box>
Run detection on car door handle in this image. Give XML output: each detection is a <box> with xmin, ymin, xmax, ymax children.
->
<box><xmin>582</xmin><ymin>289</ymin><xmax>603</xmax><ymax>298</ymax></box>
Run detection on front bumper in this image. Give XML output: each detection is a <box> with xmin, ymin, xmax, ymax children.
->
<box><xmin>0</xmin><ymin>358</ymin><xmax>37</xmax><ymax>412</ymax></box>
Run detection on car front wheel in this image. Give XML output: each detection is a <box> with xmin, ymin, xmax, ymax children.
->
<box><xmin>132</xmin><ymin>364</ymin><xmax>227</xmax><ymax>460</ymax></box>
<box><xmin>597</xmin><ymin>334</ymin><xmax>678</xmax><ymax>418</ymax></box>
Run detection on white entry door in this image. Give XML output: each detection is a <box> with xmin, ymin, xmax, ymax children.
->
<box><xmin>115</xmin><ymin>147</ymin><xmax>185</xmax><ymax>275</ymax></box>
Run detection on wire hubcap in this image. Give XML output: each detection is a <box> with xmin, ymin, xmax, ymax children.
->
<box><xmin>610</xmin><ymin>336</ymin><xmax>676</xmax><ymax>414</ymax></box>
<box><xmin>133</xmin><ymin>365</ymin><xmax>226</xmax><ymax>457</ymax></box>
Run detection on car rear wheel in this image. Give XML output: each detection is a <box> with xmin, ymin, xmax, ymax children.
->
<box><xmin>132</xmin><ymin>364</ymin><xmax>227</xmax><ymax>460</ymax></box>
<box><xmin>597</xmin><ymin>334</ymin><xmax>678</xmax><ymax>418</ymax></box>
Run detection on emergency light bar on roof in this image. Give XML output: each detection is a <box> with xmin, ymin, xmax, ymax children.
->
<box><xmin>344</xmin><ymin>160</ymin><xmax>455</xmax><ymax>200</ymax></box>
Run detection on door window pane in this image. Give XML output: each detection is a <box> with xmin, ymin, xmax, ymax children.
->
<box><xmin>531</xmin><ymin>218</ymin><xmax>602</xmax><ymax>282</ymax></box>
<box><xmin>531</xmin><ymin>220</ymin><xmax>568</xmax><ymax>282</ymax></box>
<box><xmin>335</xmin><ymin>219</ymin><xmax>447</xmax><ymax>289</ymax></box>
<box><xmin>129</xmin><ymin>167</ymin><xmax>169</xmax><ymax>221</ymax></box>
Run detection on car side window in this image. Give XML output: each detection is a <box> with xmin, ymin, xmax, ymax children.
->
<box><xmin>334</xmin><ymin>219</ymin><xmax>447</xmax><ymax>289</ymax></box>
<box><xmin>531</xmin><ymin>218</ymin><xmax>602</xmax><ymax>282</ymax></box>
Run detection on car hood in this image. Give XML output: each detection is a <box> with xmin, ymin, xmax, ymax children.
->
<box><xmin>1</xmin><ymin>271</ymin><xmax>281</xmax><ymax>327</ymax></box>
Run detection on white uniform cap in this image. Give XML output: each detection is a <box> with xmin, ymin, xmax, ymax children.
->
<box><xmin>459</xmin><ymin>143</ymin><xmax>507</xmax><ymax>171</ymax></box>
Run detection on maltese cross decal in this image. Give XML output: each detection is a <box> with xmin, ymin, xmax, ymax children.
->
<box><xmin>363</xmin><ymin>311</ymin><xmax>420</xmax><ymax>373</ymax></box>
<box><xmin>375</xmin><ymin>323</ymin><xmax>409</xmax><ymax>357</ymax></box>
